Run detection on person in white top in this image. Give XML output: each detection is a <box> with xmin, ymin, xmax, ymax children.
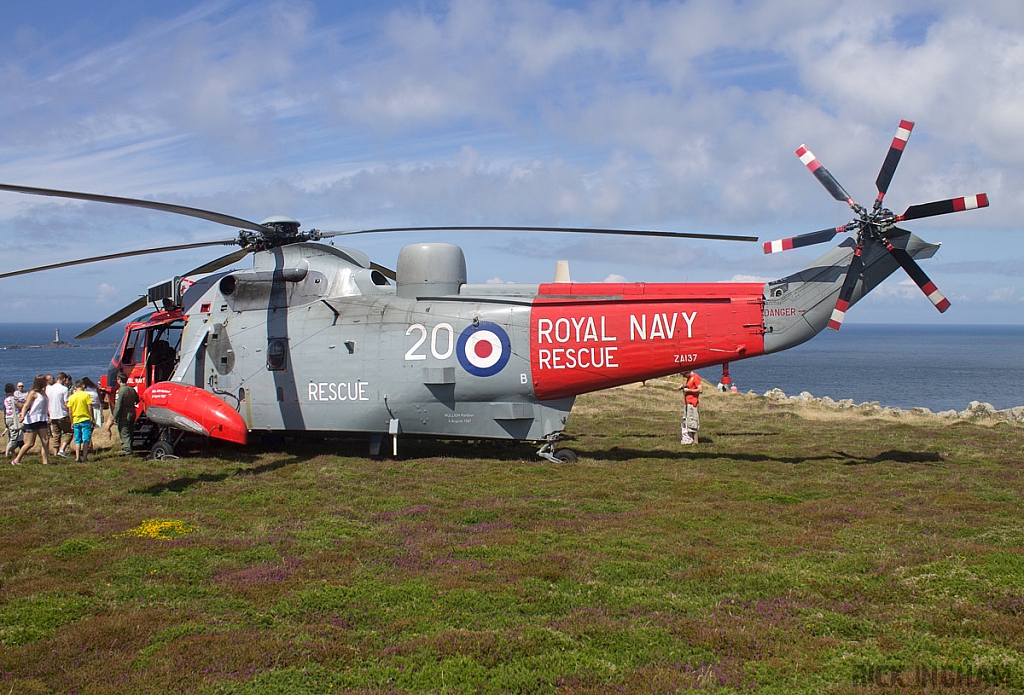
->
<box><xmin>4</xmin><ymin>382</ymin><xmax>22</xmax><ymax>456</ymax></box>
<box><xmin>46</xmin><ymin>372</ymin><xmax>72</xmax><ymax>458</ymax></box>
<box><xmin>12</xmin><ymin>374</ymin><xmax>50</xmax><ymax>465</ymax></box>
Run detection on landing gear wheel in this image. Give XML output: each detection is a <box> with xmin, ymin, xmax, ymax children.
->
<box><xmin>537</xmin><ymin>441</ymin><xmax>578</xmax><ymax>463</ymax></box>
<box><xmin>553</xmin><ymin>448</ymin><xmax>578</xmax><ymax>463</ymax></box>
<box><xmin>150</xmin><ymin>440</ymin><xmax>176</xmax><ymax>460</ymax></box>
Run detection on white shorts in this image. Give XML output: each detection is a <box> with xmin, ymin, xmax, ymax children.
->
<box><xmin>683</xmin><ymin>404</ymin><xmax>700</xmax><ymax>431</ymax></box>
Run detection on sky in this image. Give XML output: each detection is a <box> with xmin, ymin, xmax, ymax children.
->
<box><xmin>0</xmin><ymin>0</ymin><xmax>1021</xmax><ymax>332</ymax></box>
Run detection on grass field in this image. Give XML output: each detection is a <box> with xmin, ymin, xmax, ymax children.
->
<box><xmin>2</xmin><ymin>380</ymin><xmax>1023</xmax><ymax>694</ymax></box>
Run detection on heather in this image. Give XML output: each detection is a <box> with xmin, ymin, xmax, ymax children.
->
<box><xmin>2</xmin><ymin>381</ymin><xmax>1023</xmax><ymax>693</ymax></box>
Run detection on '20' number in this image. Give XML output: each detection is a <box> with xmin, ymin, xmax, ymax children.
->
<box><xmin>405</xmin><ymin>323</ymin><xmax>455</xmax><ymax>361</ymax></box>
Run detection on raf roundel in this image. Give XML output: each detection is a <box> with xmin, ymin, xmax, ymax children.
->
<box><xmin>457</xmin><ymin>322</ymin><xmax>512</xmax><ymax>377</ymax></box>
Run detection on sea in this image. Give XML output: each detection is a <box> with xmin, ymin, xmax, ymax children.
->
<box><xmin>0</xmin><ymin>322</ymin><xmax>1021</xmax><ymax>414</ymax></box>
<box><xmin>0</xmin><ymin>323</ymin><xmax>121</xmax><ymax>389</ymax></box>
<box><xmin>726</xmin><ymin>324</ymin><xmax>1024</xmax><ymax>413</ymax></box>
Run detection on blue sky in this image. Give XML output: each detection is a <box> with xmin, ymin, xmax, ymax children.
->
<box><xmin>1</xmin><ymin>0</ymin><xmax>1021</xmax><ymax>329</ymax></box>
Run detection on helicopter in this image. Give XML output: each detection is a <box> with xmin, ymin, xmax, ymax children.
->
<box><xmin>0</xmin><ymin>120</ymin><xmax>988</xmax><ymax>462</ymax></box>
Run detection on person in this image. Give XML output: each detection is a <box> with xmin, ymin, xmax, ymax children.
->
<box><xmin>13</xmin><ymin>381</ymin><xmax>27</xmax><ymax>408</ymax></box>
<box><xmin>81</xmin><ymin>377</ymin><xmax>103</xmax><ymax>427</ymax></box>
<box><xmin>106</xmin><ymin>373</ymin><xmax>139</xmax><ymax>456</ymax></box>
<box><xmin>3</xmin><ymin>383</ymin><xmax>13</xmax><ymax>448</ymax></box>
<box><xmin>67</xmin><ymin>380</ymin><xmax>94</xmax><ymax>463</ymax></box>
<box><xmin>4</xmin><ymin>383</ymin><xmax>23</xmax><ymax>457</ymax></box>
<box><xmin>12</xmin><ymin>375</ymin><xmax>50</xmax><ymax>465</ymax></box>
<box><xmin>46</xmin><ymin>372</ymin><xmax>72</xmax><ymax>458</ymax></box>
<box><xmin>678</xmin><ymin>369</ymin><xmax>703</xmax><ymax>445</ymax></box>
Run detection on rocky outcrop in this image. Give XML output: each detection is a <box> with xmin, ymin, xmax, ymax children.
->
<box><xmin>760</xmin><ymin>389</ymin><xmax>1024</xmax><ymax>426</ymax></box>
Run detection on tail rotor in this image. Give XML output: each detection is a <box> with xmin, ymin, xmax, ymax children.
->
<box><xmin>763</xmin><ymin>120</ymin><xmax>988</xmax><ymax>329</ymax></box>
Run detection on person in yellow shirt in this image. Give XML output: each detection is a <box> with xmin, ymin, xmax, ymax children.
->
<box><xmin>67</xmin><ymin>380</ymin><xmax>94</xmax><ymax>463</ymax></box>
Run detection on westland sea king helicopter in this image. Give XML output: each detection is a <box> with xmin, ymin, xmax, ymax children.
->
<box><xmin>0</xmin><ymin>121</ymin><xmax>988</xmax><ymax>461</ymax></box>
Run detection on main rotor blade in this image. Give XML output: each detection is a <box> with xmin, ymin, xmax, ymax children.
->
<box><xmin>75</xmin><ymin>296</ymin><xmax>149</xmax><ymax>339</ymax></box>
<box><xmin>763</xmin><ymin>224</ymin><xmax>852</xmax><ymax>254</ymax></box>
<box><xmin>0</xmin><ymin>183</ymin><xmax>273</xmax><ymax>233</ymax></box>
<box><xmin>796</xmin><ymin>145</ymin><xmax>857</xmax><ymax>208</ymax></box>
<box><xmin>369</xmin><ymin>262</ymin><xmax>397</xmax><ymax>281</ymax></box>
<box><xmin>74</xmin><ymin>248</ymin><xmax>253</xmax><ymax>339</ymax></box>
<box><xmin>897</xmin><ymin>194</ymin><xmax>989</xmax><ymax>222</ymax></box>
<box><xmin>0</xmin><ymin>239</ymin><xmax>238</xmax><ymax>280</ymax></box>
<box><xmin>827</xmin><ymin>246</ymin><xmax>863</xmax><ymax>331</ymax></box>
<box><xmin>183</xmin><ymin>247</ymin><xmax>252</xmax><ymax>276</ymax></box>
<box><xmin>875</xmin><ymin>119</ymin><xmax>914</xmax><ymax>201</ymax></box>
<box><xmin>884</xmin><ymin>241</ymin><xmax>950</xmax><ymax>312</ymax></box>
<box><xmin>321</xmin><ymin>225</ymin><xmax>758</xmax><ymax>243</ymax></box>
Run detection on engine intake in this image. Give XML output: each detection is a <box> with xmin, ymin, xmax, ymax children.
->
<box><xmin>396</xmin><ymin>243</ymin><xmax>466</xmax><ymax>298</ymax></box>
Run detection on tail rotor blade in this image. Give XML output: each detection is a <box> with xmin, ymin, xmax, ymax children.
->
<box><xmin>885</xmin><ymin>242</ymin><xmax>951</xmax><ymax>312</ymax></box>
<box><xmin>828</xmin><ymin>247</ymin><xmax>863</xmax><ymax>331</ymax></box>
<box><xmin>796</xmin><ymin>145</ymin><xmax>857</xmax><ymax>208</ymax></box>
<box><xmin>898</xmin><ymin>194</ymin><xmax>989</xmax><ymax>222</ymax></box>
<box><xmin>875</xmin><ymin>119</ymin><xmax>914</xmax><ymax>201</ymax></box>
<box><xmin>763</xmin><ymin>225</ymin><xmax>851</xmax><ymax>254</ymax></box>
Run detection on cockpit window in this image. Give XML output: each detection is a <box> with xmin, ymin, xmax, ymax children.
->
<box><xmin>122</xmin><ymin>330</ymin><xmax>145</xmax><ymax>365</ymax></box>
<box><xmin>121</xmin><ymin>320</ymin><xmax>185</xmax><ymax>368</ymax></box>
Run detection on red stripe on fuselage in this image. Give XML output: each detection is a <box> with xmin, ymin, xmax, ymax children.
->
<box><xmin>529</xmin><ymin>282</ymin><xmax>766</xmax><ymax>400</ymax></box>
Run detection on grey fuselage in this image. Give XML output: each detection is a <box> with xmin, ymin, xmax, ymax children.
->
<box><xmin>166</xmin><ymin>231</ymin><xmax>937</xmax><ymax>442</ymax></box>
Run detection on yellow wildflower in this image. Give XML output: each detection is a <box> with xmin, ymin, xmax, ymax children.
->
<box><xmin>117</xmin><ymin>519</ymin><xmax>196</xmax><ymax>539</ymax></box>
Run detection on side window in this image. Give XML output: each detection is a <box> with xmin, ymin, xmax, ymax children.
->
<box><xmin>122</xmin><ymin>330</ymin><xmax>145</xmax><ymax>365</ymax></box>
<box><xmin>267</xmin><ymin>338</ymin><xmax>288</xmax><ymax>371</ymax></box>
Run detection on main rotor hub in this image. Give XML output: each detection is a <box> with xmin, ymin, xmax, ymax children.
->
<box><xmin>234</xmin><ymin>215</ymin><xmax>307</xmax><ymax>250</ymax></box>
<box><xmin>260</xmin><ymin>215</ymin><xmax>302</xmax><ymax>237</ymax></box>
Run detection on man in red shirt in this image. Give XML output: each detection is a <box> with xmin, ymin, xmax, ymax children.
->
<box><xmin>678</xmin><ymin>370</ymin><xmax>703</xmax><ymax>444</ymax></box>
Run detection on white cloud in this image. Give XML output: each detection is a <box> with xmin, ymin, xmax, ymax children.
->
<box><xmin>987</xmin><ymin>286</ymin><xmax>1018</xmax><ymax>302</ymax></box>
<box><xmin>96</xmin><ymin>283</ymin><xmax>121</xmax><ymax>302</ymax></box>
<box><xmin>863</xmin><ymin>277</ymin><xmax>921</xmax><ymax>302</ymax></box>
<box><xmin>0</xmin><ymin>0</ymin><xmax>1018</xmax><ymax>323</ymax></box>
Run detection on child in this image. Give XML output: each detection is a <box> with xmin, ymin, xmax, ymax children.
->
<box><xmin>67</xmin><ymin>380</ymin><xmax>94</xmax><ymax>462</ymax></box>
